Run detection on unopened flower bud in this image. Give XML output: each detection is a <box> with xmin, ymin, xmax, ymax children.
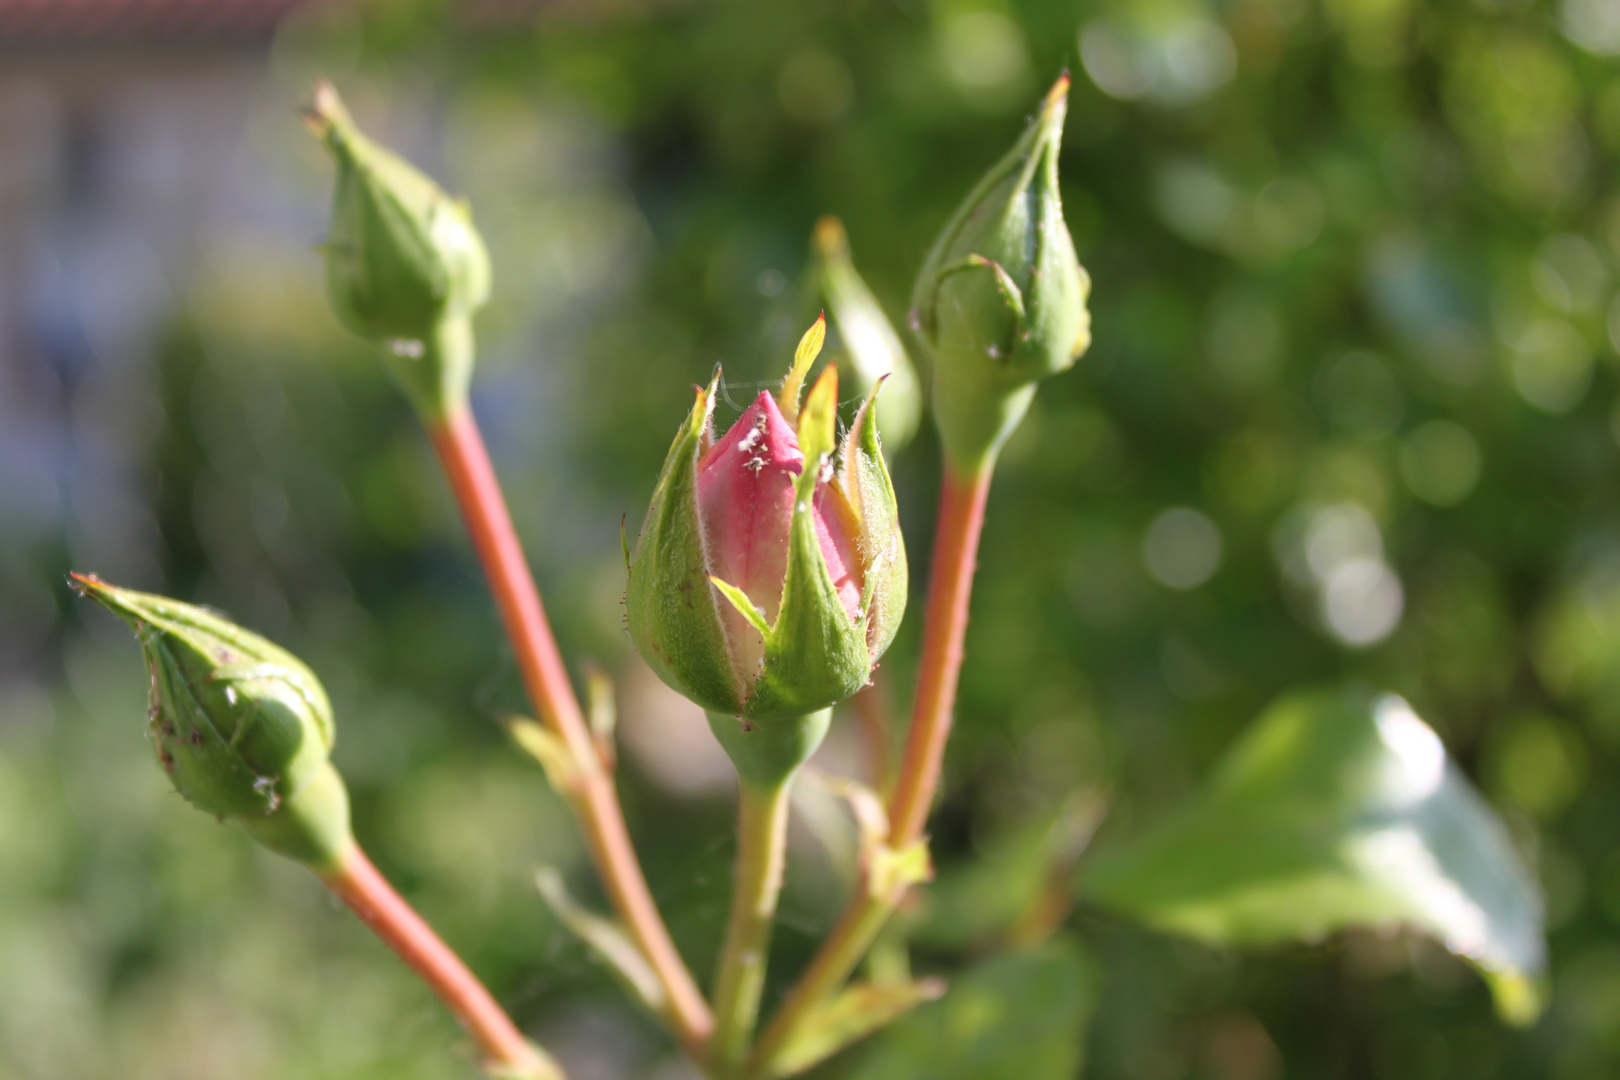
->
<box><xmin>910</xmin><ymin>74</ymin><xmax>1091</xmax><ymax>471</ymax></box>
<box><xmin>626</xmin><ymin>318</ymin><xmax>906</xmax><ymax>774</ymax></box>
<box><xmin>811</xmin><ymin>215</ymin><xmax>923</xmax><ymax>454</ymax></box>
<box><xmin>72</xmin><ymin>574</ymin><xmax>353</xmax><ymax>869</ymax></box>
<box><xmin>305</xmin><ymin>80</ymin><xmax>491</xmax><ymax>418</ymax></box>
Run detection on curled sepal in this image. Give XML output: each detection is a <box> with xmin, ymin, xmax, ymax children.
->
<box><xmin>813</xmin><ymin>216</ymin><xmax>923</xmax><ymax>453</ymax></box>
<box><xmin>625</xmin><ymin>374</ymin><xmax>745</xmax><ymax>715</ymax></box>
<box><xmin>70</xmin><ymin>574</ymin><xmax>352</xmax><ymax>870</ymax></box>
<box><xmin>909</xmin><ymin>74</ymin><xmax>1092</xmax><ymax>471</ymax></box>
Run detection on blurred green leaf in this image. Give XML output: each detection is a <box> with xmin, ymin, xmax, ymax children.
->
<box><xmin>763</xmin><ymin>977</ymin><xmax>944</xmax><ymax>1078</ymax></box>
<box><xmin>844</xmin><ymin>935</ymin><xmax>1098</xmax><ymax>1080</ymax></box>
<box><xmin>911</xmin><ymin>794</ymin><xmax>1105</xmax><ymax>951</ymax></box>
<box><xmin>534</xmin><ymin>867</ymin><xmax>666</xmax><ymax>1019</ymax></box>
<box><xmin>1081</xmin><ymin>689</ymin><xmax>1546</xmax><ymax>1023</ymax></box>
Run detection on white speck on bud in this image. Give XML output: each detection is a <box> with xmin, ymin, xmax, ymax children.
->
<box><xmin>389</xmin><ymin>338</ymin><xmax>425</xmax><ymax>358</ymax></box>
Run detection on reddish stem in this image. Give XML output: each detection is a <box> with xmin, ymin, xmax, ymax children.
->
<box><xmin>886</xmin><ymin>465</ymin><xmax>992</xmax><ymax>846</ymax></box>
<box><xmin>321</xmin><ymin>846</ymin><xmax>559</xmax><ymax>1078</ymax></box>
<box><xmin>428</xmin><ymin>409</ymin><xmax>714</xmax><ymax>1056</ymax></box>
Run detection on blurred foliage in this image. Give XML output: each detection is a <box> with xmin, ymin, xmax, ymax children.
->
<box><xmin>1083</xmin><ymin>690</ymin><xmax>1544</xmax><ymax>1024</ymax></box>
<box><xmin>848</xmin><ymin>935</ymin><xmax>1099</xmax><ymax>1080</ymax></box>
<box><xmin>8</xmin><ymin>0</ymin><xmax>1620</xmax><ymax>1076</ymax></box>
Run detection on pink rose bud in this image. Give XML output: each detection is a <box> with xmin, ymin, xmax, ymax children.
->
<box><xmin>696</xmin><ymin>388</ymin><xmax>862</xmax><ymax>677</ymax></box>
<box><xmin>626</xmin><ymin>316</ymin><xmax>907</xmax><ymax>733</ymax></box>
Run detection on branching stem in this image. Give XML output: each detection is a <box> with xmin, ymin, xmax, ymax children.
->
<box><xmin>427</xmin><ymin>407</ymin><xmax>714</xmax><ymax>1058</ymax></box>
<box><xmin>750</xmin><ymin>463</ymin><xmax>993</xmax><ymax>1076</ymax></box>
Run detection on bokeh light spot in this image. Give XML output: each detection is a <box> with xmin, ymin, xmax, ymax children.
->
<box><xmin>1143</xmin><ymin>507</ymin><xmax>1223</xmax><ymax>590</ymax></box>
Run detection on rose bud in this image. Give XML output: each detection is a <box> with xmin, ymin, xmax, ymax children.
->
<box><xmin>909</xmin><ymin>74</ymin><xmax>1092</xmax><ymax>472</ymax></box>
<box><xmin>71</xmin><ymin>574</ymin><xmax>353</xmax><ymax>870</ymax></box>
<box><xmin>811</xmin><ymin>215</ymin><xmax>923</xmax><ymax>454</ymax></box>
<box><xmin>625</xmin><ymin>318</ymin><xmax>906</xmax><ymax>775</ymax></box>
<box><xmin>304</xmin><ymin>79</ymin><xmax>491</xmax><ymax>419</ymax></box>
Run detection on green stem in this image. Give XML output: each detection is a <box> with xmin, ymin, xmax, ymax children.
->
<box><xmin>711</xmin><ymin>778</ymin><xmax>796</xmax><ymax>1076</ymax></box>
<box><xmin>749</xmin><ymin>462</ymin><xmax>995</xmax><ymax>1077</ymax></box>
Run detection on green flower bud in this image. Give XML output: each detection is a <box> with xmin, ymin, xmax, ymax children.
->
<box><xmin>811</xmin><ymin>215</ymin><xmax>923</xmax><ymax>454</ymax></box>
<box><xmin>626</xmin><ymin>320</ymin><xmax>907</xmax><ymax>746</ymax></box>
<box><xmin>910</xmin><ymin>74</ymin><xmax>1092</xmax><ymax>472</ymax></box>
<box><xmin>305</xmin><ymin>80</ymin><xmax>491</xmax><ymax>419</ymax></box>
<box><xmin>71</xmin><ymin>574</ymin><xmax>352</xmax><ymax>870</ymax></box>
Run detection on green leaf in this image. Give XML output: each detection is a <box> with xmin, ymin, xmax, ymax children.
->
<box><xmin>845</xmin><ymin>935</ymin><xmax>1098</xmax><ymax>1080</ymax></box>
<box><xmin>534</xmin><ymin>868</ymin><xmax>666</xmax><ymax>1019</ymax></box>
<box><xmin>762</xmin><ymin>977</ymin><xmax>945</xmax><ymax>1078</ymax></box>
<box><xmin>1082</xmin><ymin>688</ymin><xmax>1547</xmax><ymax>1024</ymax></box>
<box><xmin>912</xmin><ymin>795</ymin><xmax>1103</xmax><ymax>951</ymax></box>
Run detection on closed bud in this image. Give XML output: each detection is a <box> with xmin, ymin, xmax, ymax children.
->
<box><xmin>71</xmin><ymin>574</ymin><xmax>352</xmax><ymax>870</ymax></box>
<box><xmin>626</xmin><ymin>318</ymin><xmax>906</xmax><ymax>776</ymax></box>
<box><xmin>811</xmin><ymin>215</ymin><xmax>923</xmax><ymax>454</ymax></box>
<box><xmin>305</xmin><ymin>80</ymin><xmax>491</xmax><ymax>418</ymax></box>
<box><xmin>910</xmin><ymin>74</ymin><xmax>1091</xmax><ymax>471</ymax></box>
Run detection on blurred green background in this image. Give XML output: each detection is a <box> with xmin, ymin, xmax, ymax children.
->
<box><xmin>2</xmin><ymin>0</ymin><xmax>1619</xmax><ymax>1075</ymax></box>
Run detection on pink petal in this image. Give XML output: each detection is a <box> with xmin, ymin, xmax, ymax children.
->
<box><xmin>697</xmin><ymin>390</ymin><xmax>865</xmax><ymax>679</ymax></box>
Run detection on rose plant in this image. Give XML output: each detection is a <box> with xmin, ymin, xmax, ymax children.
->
<box><xmin>69</xmin><ymin>76</ymin><xmax>1547</xmax><ymax>1079</ymax></box>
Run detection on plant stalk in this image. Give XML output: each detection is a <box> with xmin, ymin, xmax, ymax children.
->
<box><xmin>711</xmin><ymin>779</ymin><xmax>796</xmax><ymax>1076</ymax></box>
<box><xmin>320</xmin><ymin>844</ymin><xmax>562</xmax><ymax>1079</ymax></box>
<box><xmin>883</xmin><ymin>463</ymin><xmax>992</xmax><ymax>847</ymax></box>
<box><xmin>750</xmin><ymin>463</ymin><xmax>994</xmax><ymax>1076</ymax></box>
<box><xmin>427</xmin><ymin>407</ymin><xmax>714</xmax><ymax>1057</ymax></box>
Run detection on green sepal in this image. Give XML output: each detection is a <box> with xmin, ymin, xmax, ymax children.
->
<box><xmin>838</xmin><ymin>380</ymin><xmax>908</xmax><ymax>662</ymax></box>
<box><xmin>73</xmin><ymin>575</ymin><xmax>354</xmax><ymax>871</ymax></box>
<box><xmin>306</xmin><ymin>81</ymin><xmax>491</xmax><ymax>420</ymax></box>
<box><xmin>72</xmin><ymin>575</ymin><xmax>335</xmax><ymax>822</ymax></box>
<box><xmin>813</xmin><ymin>215</ymin><xmax>923</xmax><ymax>453</ymax></box>
<box><xmin>910</xmin><ymin>77</ymin><xmax>1091</xmax><ymax>472</ymax></box>
<box><xmin>625</xmin><ymin>375</ymin><xmax>746</xmax><ymax>715</ymax></box>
